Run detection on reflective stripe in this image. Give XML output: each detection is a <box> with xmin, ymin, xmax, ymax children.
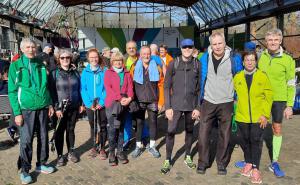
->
<box><xmin>18</xmin><ymin>87</ymin><xmax>22</xmax><ymax>107</ymax></box>
<box><xmin>287</xmin><ymin>79</ymin><xmax>296</xmax><ymax>86</ymax></box>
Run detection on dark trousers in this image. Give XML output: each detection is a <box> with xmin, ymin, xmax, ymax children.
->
<box><xmin>166</xmin><ymin>110</ymin><xmax>194</xmax><ymax>160</ymax></box>
<box><xmin>198</xmin><ymin>100</ymin><xmax>233</xmax><ymax>168</ymax></box>
<box><xmin>133</xmin><ymin>103</ymin><xmax>158</xmax><ymax>142</ymax></box>
<box><xmin>86</xmin><ymin>108</ymin><xmax>107</xmax><ymax>148</ymax></box>
<box><xmin>106</xmin><ymin>107</ymin><xmax>125</xmax><ymax>153</ymax></box>
<box><xmin>237</xmin><ymin>123</ymin><xmax>264</xmax><ymax>169</ymax></box>
<box><xmin>226</xmin><ymin>123</ymin><xmax>273</xmax><ymax>167</ymax></box>
<box><xmin>18</xmin><ymin>108</ymin><xmax>49</xmax><ymax>173</ymax></box>
<box><xmin>55</xmin><ymin>108</ymin><xmax>78</xmax><ymax>156</ymax></box>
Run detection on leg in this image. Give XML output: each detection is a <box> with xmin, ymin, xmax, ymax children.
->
<box><xmin>36</xmin><ymin>109</ymin><xmax>49</xmax><ymax>167</ymax></box>
<box><xmin>66</xmin><ymin>109</ymin><xmax>78</xmax><ymax>152</ymax></box>
<box><xmin>215</xmin><ymin>101</ymin><xmax>233</xmax><ymax>169</ymax></box>
<box><xmin>184</xmin><ymin>111</ymin><xmax>194</xmax><ymax>157</ymax></box>
<box><xmin>250</xmin><ymin>124</ymin><xmax>264</xmax><ymax>169</ymax></box>
<box><xmin>197</xmin><ymin>100</ymin><xmax>217</xmax><ymax>169</ymax></box>
<box><xmin>86</xmin><ymin>108</ymin><xmax>96</xmax><ymax>143</ymax></box>
<box><xmin>263</xmin><ymin>124</ymin><xmax>273</xmax><ymax>163</ymax></box>
<box><xmin>106</xmin><ymin>108</ymin><xmax>116</xmax><ymax>154</ymax></box>
<box><xmin>54</xmin><ymin>112</ymin><xmax>67</xmax><ymax>156</ymax></box>
<box><xmin>165</xmin><ymin>110</ymin><xmax>182</xmax><ymax>160</ymax></box>
<box><xmin>147</xmin><ymin>108</ymin><xmax>158</xmax><ymax>146</ymax></box>
<box><xmin>18</xmin><ymin>110</ymin><xmax>36</xmax><ymax>172</ymax></box>
<box><xmin>134</xmin><ymin>109</ymin><xmax>146</xmax><ymax>144</ymax></box>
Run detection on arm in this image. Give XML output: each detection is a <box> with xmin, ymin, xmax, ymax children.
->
<box><xmin>48</xmin><ymin>70</ymin><xmax>59</xmax><ymax>110</ymax></box>
<box><xmin>80</xmin><ymin>70</ymin><xmax>93</xmax><ymax>108</ymax></box>
<box><xmin>126</xmin><ymin>73</ymin><xmax>134</xmax><ymax>98</ymax></box>
<box><xmin>7</xmin><ymin>63</ymin><xmax>21</xmax><ymax>116</ymax></box>
<box><xmin>157</xmin><ymin>66</ymin><xmax>165</xmax><ymax>108</ymax></box>
<box><xmin>164</xmin><ymin>62</ymin><xmax>174</xmax><ymax>110</ymax></box>
<box><xmin>286</xmin><ymin>57</ymin><xmax>296</xmax><ymax>107</ymax></box>
<box><xmin>262</xmin><ymin>75</ymin><xmax>273</xmax><ymax>120</ymax></box>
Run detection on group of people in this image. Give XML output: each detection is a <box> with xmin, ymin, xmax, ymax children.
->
<box><xmin>6</xmin><ymin>28</ymin><xmax>295</xmax><ymax>185</ymax></box>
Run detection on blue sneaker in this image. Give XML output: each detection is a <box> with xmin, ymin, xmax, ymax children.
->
<box><xmin>269</xmin><ymin>162</ymin><xmax>285</xmax><ymax>177</ymax></box>
<box><xmin>20</xmin><ymin>172</ymin><xmax>32</xmax><ymax>184</ymax></box>
<box><xmin>234</xmin><ymin>160</ymin><xmax>246</xmax><ymax>168</ymax></box>
<box><xmin>35</xmin><ymin>165</ymin><xmax>55</xmax><ymax>174</ymax></box>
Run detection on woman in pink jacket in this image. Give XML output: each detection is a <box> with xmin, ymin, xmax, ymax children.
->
<box><xmin>104</xmin><ymin>51</ymin><xmax>134</xmax><ymax>166</ymax></box>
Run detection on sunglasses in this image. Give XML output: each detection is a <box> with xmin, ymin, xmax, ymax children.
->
<box><xmin>182</xmin><ymin>46</ymin><xmax>194</xmax><ymax>49</ymax></box>
<box><xmin>60</xmin><ymin>56</ymin><xmax>71</xmax><ymax>60</ymax></box>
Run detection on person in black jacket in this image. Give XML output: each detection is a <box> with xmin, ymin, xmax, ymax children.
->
<box><xmin>49</xmin><ymin>49</ymin><xmax>84</xmax><ymax>167</ymax></box>
<box><xmin>161</xmin><ymin>39</ymin><xmax>200</xmax><ymax>174</ymax></box>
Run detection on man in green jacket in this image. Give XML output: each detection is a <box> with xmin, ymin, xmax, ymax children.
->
<box><xmin>8</xmin><ymin>38</ymin><xmax>55</xmax><ymax>184</ymax></box>
<box><xmin>258</xmin><ymin>28</ymin><xmax>295</xmax><ymax>177</ymax></box>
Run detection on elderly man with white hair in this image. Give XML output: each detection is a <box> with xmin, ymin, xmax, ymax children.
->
<box><xmin>8</xmin><ymin>38</ymin><xmax>55</xmax><ymax>184</ymax></box>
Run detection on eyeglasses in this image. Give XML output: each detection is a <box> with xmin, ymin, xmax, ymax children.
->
<box><xmin>182</xmin><ymin>46</ymin><xmax>194</xmax><ymax>49</ymax></box>
<box><xmin>60</xmin><ymin>56</ymin><xmax>71</xmax><ymax>60</ymax></box>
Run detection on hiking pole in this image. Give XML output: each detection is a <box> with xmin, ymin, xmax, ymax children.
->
<box><xmin>49</xmin><ymin>99</ymin><xmax>70</xmax><ymax>152</ymax></box>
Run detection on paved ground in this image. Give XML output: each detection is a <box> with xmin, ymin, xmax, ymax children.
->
<box><xmin>0</xmin><ymin>114</ymin><xmax>300</xmax><ymax>185</ymax></box>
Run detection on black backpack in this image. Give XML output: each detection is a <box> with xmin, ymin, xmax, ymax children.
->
<box><xmin>172</xmin><ymin>56</ymin><xmax>200</xmax><ymax>75</ymax></box>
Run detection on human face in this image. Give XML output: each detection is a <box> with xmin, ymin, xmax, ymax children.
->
<box><xmin>243</xmin><ymin>54</ymin><xmax>256</xmax><ymax>72</ymax></box>
<box><xmin>140</xmin><ymin>47</ymin><xmax>151</xmax><ymax>64</ymax></box>
<box><xmin>88</xmin><ymin>51</ymin><xmax>99</xmax><ymax>67</ymax></box>
<box><xmin>112</xmin><ymin>59</ymin><xmax>123</xmax><ymax>69</ymax></box>
<box><xmin>21</xmin><ymin>42</ymin><xmax>36</xmax><ymax>59</ymax></box>
<box><xmin>103</xmin><ymin>50</ymin><xmax>111</xmax><ymax>58</ymax></box>
<box><xmin>59</xmin><ymin>53</ymin><xmax>71</xmax><ymax>69</ymax></box>
<box><xmin>265</xmin><ymin>34</ymin><xmax>282</xmax><ymax>53</ymax></box>
<box><xmin>126</xmin><ymin>42</ymin><xmax>137</xmax><ymax>57</ymax></box>
<box><xmin>181</xmin><ymin>46</ymin><xmax>194</xmax><ymax>59</ymax></box>
<box><xmin>211</xmin><ymin>35</ymin><xmax>226</xmax><ymax>57</ymax></box>
<box><xmin>159</xmin><ymin>48</ymin><xmax>167</xmax><ymax>57</ymax></box>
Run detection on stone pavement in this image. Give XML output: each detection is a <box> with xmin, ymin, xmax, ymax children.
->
<box><xmin>0</xmin><ymin>114</ymin><xmax>300</xmax><ymax>185</ymax></box>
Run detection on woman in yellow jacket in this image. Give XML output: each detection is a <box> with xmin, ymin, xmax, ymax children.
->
<box><xmin>234</xmin><ymin>51</ymin><xmax>273</xmax><ymax>184</ymax></box>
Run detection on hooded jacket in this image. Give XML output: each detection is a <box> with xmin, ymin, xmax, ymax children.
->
<box><xmin>80</xmin><ymin>64</ymin><xmax>107</xmax><ymax>108</ymax></box>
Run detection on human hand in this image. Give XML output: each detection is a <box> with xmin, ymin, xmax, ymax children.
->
<box><xmin>283</xmin><ymin>106</ymin><xmax>293</xmax><ymax>119</ymax></box>
<box><xmin>259</xmin><ymin>115</ymin><xmax>268</xmax><ymax>129</ymax></box>
<box><xmin>192</xmin><ymin>109</ymin><xmax>200</xmax><ymax>120</ymax></box>
<box><xmin>56</xmin><ymin>111</ymin><xmax>63</xmax><ymax>118</ymax></box>
<box><xmin>15</xmin><ymin>115</ymin><xmax>23</xmax><ymax>126</ymax></box>
<box><xmin>48</xmin><ymin>106</ymin><xmax>54</xmax><ymax>117</ymax></box>
<box><xmin>165</xmin><ymin>109</ymin><xmax>173</xmax><ymax>121</ymax></box>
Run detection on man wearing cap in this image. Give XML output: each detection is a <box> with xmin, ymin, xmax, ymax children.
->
<box><xmin>197</xmin><ymin>32</ymin><xmax>243</xmax><ymax>175</ymax></box>
<box><xmin>37</xmin><ymin>43</ymin><xmax>56</xmax><ymax>72</ymax></box>
<box><xmin>161</xmin><ymin>39</ymin><xmax>200</xmax><ymax>174</ymax></box>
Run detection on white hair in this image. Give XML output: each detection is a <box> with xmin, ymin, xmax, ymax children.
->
<box><xmin>209</xmin><ymin>32</ymin><xmax>225</xmax><ymax>45</ymax></box>
<box><xmin>20</xmin><ymin>38</ymin><xmax>36</xmax><ymax>49</ymax></box>
<box><xmin>265</xmin><ymin>28</ymin><xmax>283</xmax><ymax>40</ymax></box>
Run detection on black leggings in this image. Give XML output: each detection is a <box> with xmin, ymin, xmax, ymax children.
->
<box><xmin>55</xmin><ymin>108</ymin><xmax>78</xmax><ymax>156</ymax></box>
<box><xmin>166</xmin><ymin>111</ymin><xmax>194</xmax><ymax>160</ymax></box>
<box><xmin>238</xmin><ymin>122</ymin><xmax>264</xmax><ymax>169</ymax></box>
<box><xmin>86</xmin><ymin>108</ymin><xmax>107</xmax><ymax>148</ymax></box>
<box><xmin>133</xmin><ymin>105</ymin><xmax>158</xmax><ymax>142</ymax></box>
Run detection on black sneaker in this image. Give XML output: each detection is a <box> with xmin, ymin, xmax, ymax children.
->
<box><xmin>108</xmin><ymin>153</ymin><xmax>117</xmax><ymax>166</ymax></box>
<box><xmin>68</xmin><ymin>152</ymin><xmax>79</xmax><ymax>163</ymax></box>
<box><xmin>196</xmin><ymin>166</ymin><xmax>206</xmax><ymax>174</ymax></box>
<box><xmin>217</xmin><ymin>166</ymin><xmax>227</xmax><ymax>175</ymax></box>
<box><xmin>56</xmin><ymin>155</ymin><xmax>65</xmax><ymax>167</ymax></box>
<box><xmin>117</xmin><ymin>151</ymin><xmax>129</xmax><ymax>164</ymax></box>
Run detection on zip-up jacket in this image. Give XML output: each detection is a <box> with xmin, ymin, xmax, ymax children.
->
<box><xmin>234</xmin><ymin>69</ymin><xmax>273</xmax><ymax>123</ymax></box>
<box><xmin>164</xmin><ymin>56</ymin><xmax>200</xmax><ymax>111</ymax></box>
<box><xmin>49</xmin><ymin>66</ymin><xmax>82</xmax><ymax>110</ymax></box>
<box><xmin>8</xmin><ymin>55</ymin><xmax>52</xmax><ymax>116</ymax></box>
<box><xmin>130</xmin><ymin>62</ymin><xmax>164</xmax><ymax>106</ymax></box>
<box><xmin>80</xmin><ymin>64</ymin><xmax>107</xmax><ymax>108</ymax></box>
<box><xmin>199</xmin><ymin>46</ymin><xmax>243</xmax><ymax>104</ymax></box>
<box><xmin>104</xmin><ymin>68</ymin><xmax>134</xmax><ymax>108</ymax></box>
<box><xmin>258</xmin><ymin>47</ymin><xmax>296</xmax><ymax>107</ymax></box>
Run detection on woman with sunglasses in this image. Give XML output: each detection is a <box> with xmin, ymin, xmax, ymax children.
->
<box><xmin>234</xmin><ymin>51</ymin><xmax>273</xmax><ymax>184</ymax></box>
<box><xmin>49</xmin><ymin>49</ymin><xmax>83</xmax><ymax>167</ymax></box>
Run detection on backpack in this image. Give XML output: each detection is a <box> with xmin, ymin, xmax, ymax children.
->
<box><xmin>172</xmin><ymin>56</ymin><xmax>200</xmax><ymax>76</ymax></box>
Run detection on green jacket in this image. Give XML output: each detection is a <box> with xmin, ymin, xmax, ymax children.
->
<box><xmin>258</xmin><ymin>47</ymin><xmax>296</xmax><ymax>106</ymax></box>
<box><xmin>8</xmin><ymin>55</ymin><xmax>52</xmax><ymax>116</ymax></box>
<box><xmin>234</xmin><ymin>69</ymin><xmax>273</xmax><ymax>123</ymax></box>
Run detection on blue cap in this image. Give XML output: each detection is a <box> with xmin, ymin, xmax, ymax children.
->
<box><xmin>181</xmin><ymin>39</ymin><xmax>194</xmax><ymax>48</ymax></box>
<box><xmin>244</xmin><ymin>42</ymin><xmax>256</xmax><ymax>52</ymax></box>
